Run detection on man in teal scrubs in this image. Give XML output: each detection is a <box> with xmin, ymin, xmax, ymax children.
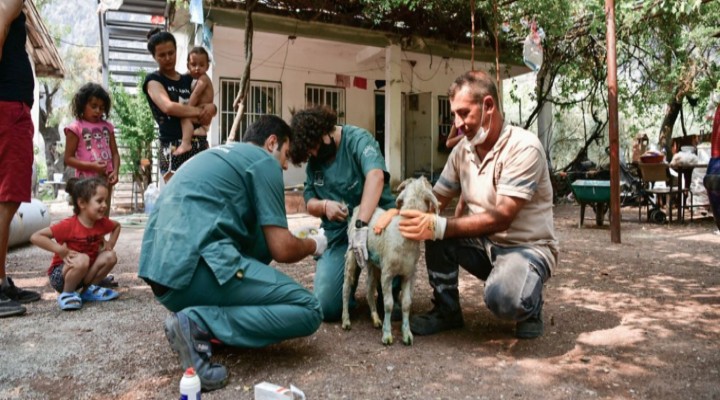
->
<box><xmin>139</xmin><ymin>115</ymin><xmax>327</xmax><ymax>392</ymax></box>
<box><xmin>289</xmin><ymin>106</ymin><xmax>395</xmax><ymax>321</ymax></box>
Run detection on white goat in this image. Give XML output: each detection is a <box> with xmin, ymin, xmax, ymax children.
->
<box><xmin>341</xmin><ymin>176</ymin><xmax>439</xmax><ymax>345</ymax></box>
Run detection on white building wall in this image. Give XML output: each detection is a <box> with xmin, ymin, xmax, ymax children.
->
<box><xmin>210</xmin><ymin>26</ymin><xmax>496</xmax><ymax>187</ymax></box>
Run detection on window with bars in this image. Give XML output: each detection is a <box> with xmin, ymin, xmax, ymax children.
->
<box><xmin>438</xmin><ymin>95</ymin><xmax>453</xmax><ymax>153</ymax></box>
<box><xmin>305</xmin><ymin>85</ymin><xmax>346</xmax><ymax>124</ymax></box>
<box><xmin>219</xmin><ymin>79</ymin><xmax>282</xmax><ymax>143</ymax></box>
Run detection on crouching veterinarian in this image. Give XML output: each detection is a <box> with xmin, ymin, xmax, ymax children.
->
<box><xmin>289</xmin><ymin>106</ymin><xmax>397</xmax><ymax>321</ymax></box>
<box><xmin>398</xmin><ymin>70</ymin><xmax>558</xmax><ymax>339</ymax></box>
<box><xmin>138</xmin><ymin>115</ymin><xmax>327</xmax><ymax>391</ymax></box>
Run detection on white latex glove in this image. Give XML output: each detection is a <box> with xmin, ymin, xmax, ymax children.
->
<box><xmin>309</xmin><ymin>230</ymin><xmax>328</xmax><ymax>256</ymax></box>
<box><xmin>349</xmin><ymin>227</ymin><xmax>369</xmax><ymax>268</ymax></box>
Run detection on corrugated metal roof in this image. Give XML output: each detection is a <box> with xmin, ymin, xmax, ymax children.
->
<box><xmin>99</xmin><ymin>0</ymin><xmax>168</xmax><ymax>89</ymax></box>
<box><xmin>24</xmin><ymin>0</ymin><xmax>65</xmax><ymax>78</ymax></box>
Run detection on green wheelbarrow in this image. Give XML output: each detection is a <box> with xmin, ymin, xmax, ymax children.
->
<box><xmin>570</xmin><ymin>180</ymin><xmax>611</xmax><ymax>228</ymax></box>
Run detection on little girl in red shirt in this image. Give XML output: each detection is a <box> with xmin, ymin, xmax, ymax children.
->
<box><xmin>31</xmin><ymin>177</ymin><xmax>121</xmax><ymax>310</ymax></box>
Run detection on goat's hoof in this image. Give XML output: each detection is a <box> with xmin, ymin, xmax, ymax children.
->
<box><xmin>342</xmin><ymin>321</ymin><xmax>351</xmax><ymax>330</ymax></box>
<box><xmin>403</xmin><ymin>332</ymin><xmax>414</xmax><ymax>346</ymax></box>
<box><xmin>371</xmin><ymin>316</ymin><xmax>382</xmax><ymax>329</ymax></box>
<box><xmin>382</xmin><ymin>334</ymin><xmax>393</xmax><ymax>345</ymax></box>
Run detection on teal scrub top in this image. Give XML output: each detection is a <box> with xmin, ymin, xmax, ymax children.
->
<box><xmin>303</xmin><ymin>125</ymin><xmax>395</xmax><ymax>243</ymax></box>
<box><xmin>138</xmin><ymin>142</ymin><xmax>288</xmax><ymax>290</ymax></box>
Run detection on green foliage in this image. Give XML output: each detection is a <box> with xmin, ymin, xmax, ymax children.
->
<box><xmin>110</xmin><ymin>75</ymin><xmax>156</xmax><ymax>191</ymax></box>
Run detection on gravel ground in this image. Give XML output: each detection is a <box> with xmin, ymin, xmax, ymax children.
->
<box><xmin>1</xmin><ymin>201</ymin><xmax>719</xmax><ymax>399</ymax></box>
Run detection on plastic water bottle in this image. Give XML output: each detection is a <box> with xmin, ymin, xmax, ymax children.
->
<box><xmin>143</xmin><ymin>184</ymin><xmax>158</xmax><ymax>215</ymax></box>
<box><xmin>179</xmin><ymin>367</ymin><xmax>201</xmax><ymax>400</ymax></box>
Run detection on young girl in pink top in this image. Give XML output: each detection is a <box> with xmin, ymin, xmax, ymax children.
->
<box><xmin>64</xmin><ymin>83</ymin><xmax>120</xmax><ymax>215</ymax></box>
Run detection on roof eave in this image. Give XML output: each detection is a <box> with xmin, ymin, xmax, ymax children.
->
<box><xmin>24</xmin><ymin>0</ymin><xmax>65</xmax><ymax>78</ymax></box>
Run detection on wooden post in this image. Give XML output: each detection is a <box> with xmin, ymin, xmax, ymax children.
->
<box><xmin>605</xmin><ymin>0</ymin><xmax>621</xmax><ymax>243</ymax></box>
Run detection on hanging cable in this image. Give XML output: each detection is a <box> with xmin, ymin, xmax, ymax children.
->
<box><xmin>470</xmin><ymin>0</ymin><xmax>475</xmax><ymax>71</ymax></box>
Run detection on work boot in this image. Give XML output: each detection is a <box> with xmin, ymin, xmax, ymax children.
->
<box><xmin>515</xmin><ymin>305</ymin><xmax>544</xmax><ymax>339</ymax></box>
<box><xmin>410</xmin><ymin>300</ymin><xmax>464</xmax><ymax>336</ymax></box>
<box><xmin>164</xmin><ymin>312</ymin><xmax>228</xmax><ymax>391</ymax></box>
<box><xmin>1</xmin><ymin>277</ymin><xmax>41</xmax><ymax>303</ymax></box>
<box><xmin>0</xmin><ymin>292</ymin><xmax>26</xmax><ymax>318</ymax></box>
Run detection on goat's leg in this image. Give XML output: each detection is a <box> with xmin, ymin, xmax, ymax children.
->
<box><xmin>380</xmin><ymin>271</ymin><xmax>395</xmax><ymax>345</ymax></box>
<box><xmin>401</xmin><ymin>272</ymin><xmax>416</xmax><ymax>345</ymax></box>
<box><xmin>366</xmin><ymin>265</ymin><xmax>382</xmax><ymax>329</ymax></box>
<box><xmin>341</xmin><ymin>251</ymin><xmax>357</xmax><ymax>330</ymax></box>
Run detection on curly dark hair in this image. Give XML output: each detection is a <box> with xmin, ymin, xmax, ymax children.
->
<box><xmin>71</xmin><ymin>83</ymin><xmax>111</xmax><ymax>120</ymax></box>
<box><xmin>289</xmin><ymin>105</ymin><xmax>337</xmax><ymax>165</ymax></box>
<box><xmin>65</xmin><ymin>177</ymin><xmax>108</xmax><ymax>215</ymax></box>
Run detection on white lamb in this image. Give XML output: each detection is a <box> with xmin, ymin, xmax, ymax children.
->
<box><xmin>341</xmin><ymin>176</ymin><xmax>439</xmax><ymax>345</ymax></box>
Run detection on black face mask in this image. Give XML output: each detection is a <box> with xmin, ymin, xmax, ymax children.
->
<box><xmin>314</xmin><ymin>136</ymin><xmax>337</xmax><ymax>163</ymax></box>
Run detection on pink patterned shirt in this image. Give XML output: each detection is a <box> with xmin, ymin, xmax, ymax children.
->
<box><xmin>64</xmin><ymin>119</ymin><xmax>115</xmax><ymax>178</ymax></box>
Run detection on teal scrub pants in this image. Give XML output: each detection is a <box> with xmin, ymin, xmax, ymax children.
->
<box><xmin>313</xmin><ymin>239</ymin><xmax>349</xmax><ymax>321</ymax></box>
<box><xmin>157</xmin><ymin>258</ymin><xmax>322</xmax><ymax>348</ymax></box>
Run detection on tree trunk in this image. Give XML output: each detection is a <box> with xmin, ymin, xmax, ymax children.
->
<box><xmin>38</xmin><ymin>82</ymin><xmax>62</xmax><ymax>180</ymax></box>
<box><xmin>658</xmin><ymin>91</ymin><xmax>683</xmax><ymax>158</ymax></box>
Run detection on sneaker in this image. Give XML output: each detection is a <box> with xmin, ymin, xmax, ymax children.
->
<box><xmin>164</xmin><ymin>312</ymin><xmax>228</xmax><ymax>391</ymax></box>
<box><xmin>516</xmin><ymin>308</ymin><xmax>544</xmax><ymax>339</ymax></box>
<box><xmin>0</xmin><ymin>292</ymin><xmax>26</xmax><ymax>318</ymax></box>
<box><xmin>1</xmin><ymin>277</ymin><xmax>41</xmax><ymax>303</ymax></box>
<box><xmin>410</xmin><ymin>304</ymin><xmax>464</xmax><ymax>336</ymax></box>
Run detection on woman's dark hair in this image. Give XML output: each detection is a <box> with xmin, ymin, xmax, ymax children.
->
<box><xmin>65</xmin><ymin>177</ymin><xmax>108</xmax><ymax>215</ymax></box>
<box><xmin>147</xmin><ymin>27</ymin><xmax>176</xmax><ymax>56</ymax></box>
<box><xmin>289</xmin><ymin>105</ymin><xmax>337</xmax><ymax>165</ymax></box>
<box><xmin>243</xmin><ymin>115</ymin><xmax>292</xmax><ymax>147</ymax></box>
<box><xmin>71</xmin><ymin>83</ymin><xmax>111</xmax><ymax>120</ymax></box>
<box><xmin>187</xmin><ymin>46</ymin><xmax>211</xmax><ymax>63</ymax></box>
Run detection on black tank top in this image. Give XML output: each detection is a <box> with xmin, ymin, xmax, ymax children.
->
<box><xmin>0</xmin><ymin>6</ymin><xmax>34</xmax><ymax>106</ymax></box>
<box><xmin>142</xmin><ymin>71</ymin><xmax>193</xmax><ymax>142</ymax></box>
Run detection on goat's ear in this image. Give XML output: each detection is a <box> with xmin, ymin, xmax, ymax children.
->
<box><xmin>395</xmin><ymin>178</ymin><xmax>412</xmax><ymax>193</ymax></box>
<box><xmin>424</xmin><ymin>190</ymin><xmax>439</xmax><ymax>214</ymax></box>
<box><xmin>396</xmin><ymin>189</ymin><xmax>406</xmax><ymax>209</ymax></box>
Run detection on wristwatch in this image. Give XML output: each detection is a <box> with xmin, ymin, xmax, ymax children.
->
<box><xmin>355</xmin><ymin>219</ymin><xmax>368</xmax><ymax>229</ymax></box>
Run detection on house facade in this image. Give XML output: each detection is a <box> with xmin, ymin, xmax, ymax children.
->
<box><xmin>167</xmin><ymin>5</ymin><xmax>529</xmax><ymax>187</ymax></box>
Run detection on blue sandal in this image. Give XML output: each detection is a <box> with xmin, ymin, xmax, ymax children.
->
<box><xmin>80</xmin><ymin>285</ymin><xmax>119</xmax><ymax>302</ymax></box>
<box><xmin>57</xmin><ymin>292</ymin><xmax>82</xmax><ymax>311</ymax></box>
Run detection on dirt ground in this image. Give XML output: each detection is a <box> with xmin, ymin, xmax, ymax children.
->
<box><xmin>1</xmin><ymin>201</ymin><xmax>719</xmax><ymax>400</ymax></box>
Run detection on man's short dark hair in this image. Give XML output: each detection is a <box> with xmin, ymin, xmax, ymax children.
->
<box><xmin>242</xmin><ymin>115</ymin><xmax>292</xmax><ymax>146</ymax></box>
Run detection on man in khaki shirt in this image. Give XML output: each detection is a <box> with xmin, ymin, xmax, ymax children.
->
<box><xmin>399</xmin><ymin>70</ymin><xmax>558</xmax><ymax>339</ymax></box>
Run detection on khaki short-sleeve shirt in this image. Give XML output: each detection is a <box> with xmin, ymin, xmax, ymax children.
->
<box><xmin>434</xmin><ymin>123</ymin><xmax>559</xmax><ymax>271</ymax></box>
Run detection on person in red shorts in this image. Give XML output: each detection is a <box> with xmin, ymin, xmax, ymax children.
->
<box><xmin>704</xmin><ymin>98</ymin><xmax>720</xmax><ymax>232</ymax></box>
<box><xmin>0</xmin><ymin>0</ymin><xmax>42</xmax><ymax>318</ymax></box>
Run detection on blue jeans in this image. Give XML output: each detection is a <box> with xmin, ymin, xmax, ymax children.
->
<box><xmin>704</xmin><ymin>157</ymin><xmax>720</xmax><ymax>231</ymax></box>
<box><xmin>424</xmin><ymin>237</ymin><xmax>551</xmax><ymax>321</ymax></box>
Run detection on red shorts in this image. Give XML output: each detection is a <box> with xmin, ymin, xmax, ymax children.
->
<box><xmin>0</xmin><ymin>101</ymin><xmax>34</xmax><ymax>203</ymax></box>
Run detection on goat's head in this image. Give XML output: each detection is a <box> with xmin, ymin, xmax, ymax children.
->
<box><xmin>395</xmin><ymin>176</ymin><xmax>439</xmax><ymax>214</ymax></box>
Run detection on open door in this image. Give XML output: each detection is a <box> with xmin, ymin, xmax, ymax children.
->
<box><xmin>374</xmin><ymin>91</ymin><xmax>385</xmax><ymax>157</ymax></box>
<box><xmin>404</xmin><ymin>92</ymin><xmax>433</xmax><ymax>179</ymax></box>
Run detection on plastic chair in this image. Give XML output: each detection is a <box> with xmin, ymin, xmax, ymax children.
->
<box><xmin>637</xmin><ymin>162</ymin><xmax>691</xmax><ymax>223</ymax></box>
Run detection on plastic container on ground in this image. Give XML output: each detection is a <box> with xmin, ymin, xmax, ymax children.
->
<box><xmin>254</xmin><ymin>382</ymin><xmax>306</xmax><ymax>400</ymax></box>
<box><xmin>143</xmin><ymin>183</ymin><xmax>160</xmax><ymax>215</ymax></box>
<box><xmin>179</xmin><ymin>367</ymin><xmax>201</xmax><ymax>400</ymax></box>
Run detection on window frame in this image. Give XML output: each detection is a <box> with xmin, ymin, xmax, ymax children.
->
<box><xmin>219</xmin><ymin>78</ymin><xmax>282</xmax><ymax>143</ymax></box>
